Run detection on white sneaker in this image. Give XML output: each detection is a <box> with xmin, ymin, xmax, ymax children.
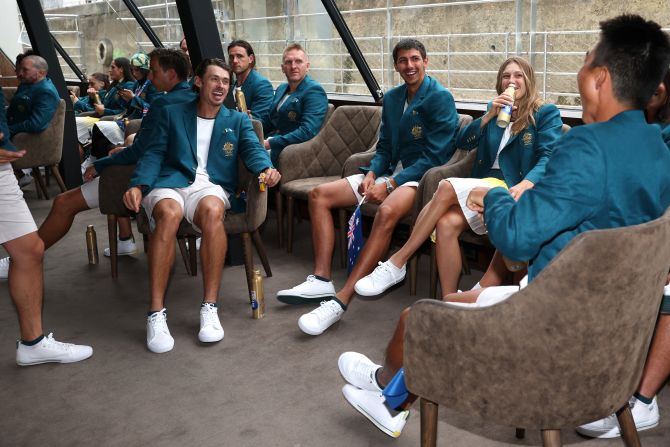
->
<box><xmin>338</xmin><ymin>352</ymin><xmax>383</xmax><ymax>392</ymax></box>
<box><xmin>146</xmin><ymin>309</ymin><xmax>174</xmax><ymax>353</ymax></box>
<box><xmin>298</xmin><ymin>300</ymin><xmax>344</xmax><ymax>335</ymax></box>
<box><xmin>576</xmin><ymin>396</ymin><xmax>659</xmax><ymax>438</ymax></box>
<box><xmin>198</xmin><ymin>303</ymin><xmax>224</xmax><ymax>343</ymax></box>
<box><xmin>18</xmin><ymin>173</ymin><xmax>33</xmax><ymax>188</ymax></box>
<box><xmin>277</xmin><ymin>275</ymin><xmax>336</xmax><ymax>305</ymax></box>
<box><xmin>103</xmin><ymin>238</ymin><xmax>137</xmax><ymax>257</ymax></box>
<box><xmin>80</xmin><ymin>155</ymin><xmax>96</xmax><ymax>175</ymax></box>
<box><xmin>342</xmin><ymin>384</ymin><xmax>409</xmax><ymax>438</ymax></box>
<box><xmin>0</xmin><ymin>257</ymin><xmax>9</xmax><ymax>280</ymax></box>
<box><xmin>354</xmin><ymin>260</ymin><xmax>406</xmax><ymax>296</ymax></box>
<box><xmin>16</xmin><ymin>333</ymin><xmax>93</xmax><ymax>366</ymax></box>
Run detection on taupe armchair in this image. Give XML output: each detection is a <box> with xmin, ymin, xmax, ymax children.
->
<box><xmin>276</xmin><ymin>105</ymin><xmax>382</xmax><ymax>253</ymax></box>
<box><xmin>12</xmin><ymin>99</ymin><xmax>67</xmax><ymax>199</ymax></box>
<box><xmin>404</xmin><ymin>207</ymin><xmax>670</xmax><ymax>447</ymax></box>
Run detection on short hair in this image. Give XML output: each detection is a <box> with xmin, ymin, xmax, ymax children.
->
<box><xmin>15</xmin><ymin>49</ymin><xmax>35</xmax><ymax>67</ymax></box>
<box><xmin>590</xmin><ymin>14</ymin><xmax>670</xmax><ymax>109</ymax></box>
<box><xmin>24</xmin><ymin>55</ymin><xmax>48</xmax><ymax>72</ymax></box>
<box><xmin>227</xmin><ymin>39</ymin><xmax>256</xmax><ymax>69</ymax></box>
<box><xmin>282</xmin><ymin>43</ymin><xmax>307</xmax><ymax>62</ymax></box>
<box><xmin>192</xmin><ymin>58</ymin><xmax>232</xmax><ymax>92</ymax></box>
<box><xmin>148</xmin><ymin>48</ymin><xmax>191</xmax><ymax>81</ymax></box>
<box><xmin>392</xmin><ymin>39</ymin><xmax>427</xmax><ymax>64</ymax></box>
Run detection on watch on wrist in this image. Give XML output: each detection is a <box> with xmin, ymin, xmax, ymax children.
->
<box><xmin>384</xmin><ymin>177</ymin><xmax>395</xmax><ymax>194</ymax></box>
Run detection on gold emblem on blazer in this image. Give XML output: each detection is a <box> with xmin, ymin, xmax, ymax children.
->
<box><xmin>411</xmin><ymin>125</ymin><xmax>423</xmax><ymax>139</ymax></box>
<box><xmin>223</xmin><ymin>142</ymin><xmax>234</xmax><ymax>157</ymax></box>
<box><xmin>288</xmin><ymin>110</ymin><xmax>298</xmax><ymax>121</ymax></box>
<box><xmin>522</xmin><ymin>132</ymin><xmax>533</xmax><ymax>146</ymax></box>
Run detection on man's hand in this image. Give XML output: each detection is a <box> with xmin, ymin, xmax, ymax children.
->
<box><xmin>508</xmin><ymin>179</ymin><xmax>534</xmax><ymax>201</ymax></box>
<box><xmin>123</xmin><ymin>186</ymin><xmax>143</xmax><ymax>212</ymax></box>
<box><xmin>94</xmin><ymin>103</ymin><xmax>105</xmax><ymax>116</ymax></box>
<box><xmin>466</xmin><ymin>186</ymin><xmax>491</xmax><ymax>213</ymax></box>
<box><xmin>357</xmin><ymin>172</ymin><xmax>376</xmax><ymax>196</ymax></box>
<box><xmin>364</xmin><ymin>182</ymin><xmax>388</xmax><ymax>204</ymax></box>
<box><xmin>262</xmin><ymin>168</ymin><xmax>281</xmax><ymax>187</ymax></box>
<box><xmin>0</xmin><ymin>148</ymin><xmax>25</xmax><ymax>164</ymax></box>
<box><xmin>83</xmin><ymin>166</ymin><xmax>98</xmax><ymax>182</ymax></box>
<box><xmin>108</xmin><ymin>146</ymin><xmax>125</xmax><ymax>156</ymax></box>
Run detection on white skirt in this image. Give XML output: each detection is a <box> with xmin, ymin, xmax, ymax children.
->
<box><xmin>446</xmin><ymin>177</ymin><xmax>507</xmax><ymax>235</ymax></box>
<box><xmin>95</xmin><ymin>121</ymin><xmax>125</xmax><ymax>146</ymax></box>
<box><xmin>75</xmin><ymin>116</ymin><xmax>100</xmax><ymax>145</ymax></box>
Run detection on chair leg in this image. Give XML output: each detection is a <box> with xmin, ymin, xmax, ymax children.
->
<box><xmin>515</xmin><ymin>428</ymin><xmax>525</xmax><ymax>439</ymax></box>
<box><xmin>429</xmin><ymin>244</ymin><xmax>438</xmax><ymax>299</ymax></box>
<box><xmin>142</xmin><ymin>234</ymin><xmax>149</xmax><ymax>253</ymax></box>
<box><xmin>51</xmin><ymin>164</ymin><xmax>67</xmax><ymax>192</ymax></box>
<box><xmin>286</xmin><ymin>196</ymin><xmax>294</xmax><ymax>253</ymax></box>
<box><xmin>409</xmin><ymin>254</ymin><xmax>418</xmax><ymax>296</ymax></box>
<box><xmin>338</xmin><ymin>208</ymin><xmax>347</xmax><ymax>269</ymax></box>
<box><xmin>275</xmin><ymin>190</ymin><xmax>284</xmax><ymax>248</ymax></box>
<box><xmin>177</xmin><ymin>237</ymin><xmax>192</xmax><ymax>276</ymax></box>
<box><xmin>187</xmin><ymin>235</ymin><xmax>197</xmax><ymax>276</ymax></box>
<box><xmin>241</xmin><ymin>232</ymin><xmax>255</xmax><ymax>300</ymax></box>
<box><xmin>420</xmin><ymin>398</ymin><xmax>438</xmax><ymax>447</ymax></box>
<box><xmin>540</xmin><ymin>429</ymin><xmax>561</xmax><ymax>447</ymax></box>
<box><xmin>616</xmin><ymin>403</ymin><xmax>642</xmax><ymax>447</ymax></box>
<box><xmin>32</xmin><ymin>167</ymin><xmax>49</xmax><ymax>200</ymax></box>
<box><xmin>107</xmin><ymin>214</ymin><xmax>119</xmax><ymax>279</ymax></box>
<box><xmin>251</xmin><ymin>229</ymin><xmax>272</xmax><ymax>277</ymax></box>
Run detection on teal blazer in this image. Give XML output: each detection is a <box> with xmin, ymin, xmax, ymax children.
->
<box><xmin>456</xmin><ymin>103</ymin><xmax>563</xmax><ymax>185</ymax></box>
<box><xmin>124</xmin><ymin>78</ymin><xmax>161</xmax><ymax>119</ymax></box>
<box><xmin>484</xmin><ymin>110</ymin><xmax>670</xmax><ymax>281</ymax></box>
<box><xmin>94</xmin><ymin>81</ymin><xmax>196</xmax><ymax>173</ymax></box>
<box><xmin>7</xmin><ymin>78</ymin><xmax>60</xmax><ymax>137</ymax></box>
<box><xmin>130</xmin><ymin>99</ymin><xmax>272</xmax><ymax>195</ymax></box>
<box><xmin>100</xmin><ymin>80</ymin><xmax>136</xmax><ymax>116</ymax></box>
<box><xmin>659</xmin><ymin>123</ymin><xmax>670</xmax><ymax>149</ymax></box>
<box><xmin>366</xmin><ymin>75</ymin><xmax>459</xmax><ymax>186</ymax></box>
<box><xmin>265</xmin><ymin>75</ymin><xmax>328</xmax><ymax>164</ymax></box>
<box><xmin>237</xmin><ymin>69</ymin><xmax>273</xmax><ymax>125</ymax></box>
<box><xmin>74</xmin><ymin>89</ymin><xmax>107</xmax><ymax>114</ymax></box>
<box><xmin>0</xmin><ymin>87</ymin><xmax>17</xmax><ymax>151</ymax></box>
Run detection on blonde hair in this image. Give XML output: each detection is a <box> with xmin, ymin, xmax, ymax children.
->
<box><xmin>495</xmin><ymin>57</ymin><xmax>543</xmax><ymax>134</ymax></box>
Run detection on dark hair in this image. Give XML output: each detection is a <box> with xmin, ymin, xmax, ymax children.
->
<box><xmin>90</xmin><ymin>72</ymin><xmax>110</xmax><ymax>90</ymax></box>
<box><xmin>15</xmin><ymin>49</ymin><xmax>35</xmax><ymax>67</ymax></box>
<box><xmin>148</xmin><ymin>48</ymin><xmax>191</xmax><ymax>81</ymax></box>
<box><xmin>192</xmin><ymin>58</ymin><xmax>232</xmax><ymax>92</ymax></box>
<box><xmin>392</xmin><ymin>39</ymin><xmax>427</xmax><ymax>64</ymax></box>
<box><xmin>111</xmin><ymin>57</ymin><xmax>133</xmax><ymax>88</ymax></box>
<box><xmin>227</xmin><ymin>39</ymin><xmax>256</xmax><ymax>69</ymax></box>
<box><xmin>590</xmin><ymin>14</ymin><xmax>670</xmax><ymax>109</ymax></box>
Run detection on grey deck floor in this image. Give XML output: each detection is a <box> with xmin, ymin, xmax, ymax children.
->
<box><xmin>0</xmin><ymin>183</ymin><xmax>668</xmax><ymax>447</ymax></box>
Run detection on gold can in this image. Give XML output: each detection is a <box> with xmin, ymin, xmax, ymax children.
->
<box><xmin>496</xmin><ymin>83</ymin><xmax>516</xmax><ymax>128</ymax></box>
<box><xmin>251</xmin><ymin>268</ymin><xmax>265</xmax><ymax>319</ymax></box>
<box><xmin>93</xmin><ymin>92</ymin><xmax>101</xmax><ymax>105</ymax></box>
<box><xmin>86</xmin><ymin>225</ymin><xmax>99</xmax><ymax>265</ymax></box>
<box><xmin>258</xmin><ymin>172</ymin><xmax>266</xmax><ymax>192</ymax></box>
<box><xmin>235</xmin><ymin>88</ymin><xmax>248</xmax><ymax>113</ymax></box>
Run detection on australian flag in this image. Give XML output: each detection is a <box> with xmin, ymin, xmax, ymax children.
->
<box><xmin>347</xmin><ymin>201</ymin><xmax>364</xmax><ymax>273</ymax></box>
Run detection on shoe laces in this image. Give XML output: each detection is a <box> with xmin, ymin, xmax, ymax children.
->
<box><xmin>41</xmin><ymin>333</ymin><xmax>74</xmax><ymax>352</ymax></box>
<box><xmin>148</xmin><ymin>310</ymin><xmax>169</xmax><ymax>333</ymax></box>
<box><xmin>371</xmin><ymin>261</ymin><xmax>393</xmax><ymax>280</ymax></box>
<box><xmin>312</xmin><ymin>300</ymin><xmax>342</xmax><ymax>321</ymax></box>
<box><xmin>200</xmin><ymin>303</ymin><xmax>220</xmax><ymax>326</ymax></box>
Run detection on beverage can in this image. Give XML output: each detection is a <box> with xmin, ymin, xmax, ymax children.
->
<box><xmin>251</xmin><ymin>268</ymin><xmax>265</xmax><ymax>319</ymax></box>
<box><xmin>86</xmin><ymin>225</ymin><xmax>99</xmax><ymax>265</ymax></box>
<box><xmin>496</xmin><ymin>83</ymin><xmax>516</xmax><ymax>128</ymax></box>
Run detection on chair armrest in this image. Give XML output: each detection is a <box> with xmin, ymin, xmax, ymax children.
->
<box><xmin>98</xmin><ymin>165</ymin><xmax>135</xmax><ymax>216</ymax></box>
<box><xmin>341</xmin><ymin>148</ymin><xmax>376</xmax><ymax>178</ymax></box>
<box><xmin>277</xmin><ymin>139</ymin><xmax>319</xmax><ymax>185</ymax></box>
<box><xmin>242</xmin><ymin>171</ymin><xmax>267</xmax><ymax>231</ymax></box>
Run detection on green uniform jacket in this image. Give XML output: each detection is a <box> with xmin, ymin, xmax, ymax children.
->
<box><xmin>236</xmin><ymin>69</ymin><xmax>273</xmax><ymax>125</ymax></box>
<box><xmin>74</xmin><ymin>89</ymin><xmax>107</xmax><ymax>114</ymax></box>
<box><xmin>365</xmin><ymin>75</ymin><xmax>459</xmax><ymax>186</ymax></box>
<box><xmin>0</xmin><ymin>86</ymin><xmax>17</xmax><ymax>151</ymax></box>
<box><xmin>484</xmin><ymin>110</ymin><xmax>670</xmax><ymax>281</ymax></box>
<box><xmin>100</xmin><ymin>80</ymin><xmax>136</xmax><ymax>116</ymax></box>
<box><xmin>7</xmin><ymin>78</ymin><xmax>60</xmax><ymax>137</ymax></box>
<box><xmin>130</xmin><ymin>99</ymin><xmax>272</xmax><ymax>195</ymax></box>
<box><xmin>124</xmin><ymin>78</ymin><xmax>161</xmax><ymax>119</ymax></box>
<box><xmin>94</xmin><ymin>81</ymin><xmax>196</xmax><ymax>173</ymax></box>
<box><xmin>265</xmin><ymin>75</ymin><xmax>328</xmax><ymax>165</ymax></box>
<box><xmin>456</xmin><ymin>103</ymin><xmax>563</xmax><ymax>185</ymax></box>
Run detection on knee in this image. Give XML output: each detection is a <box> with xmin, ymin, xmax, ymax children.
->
<box><xmin>53</xmin><ymin>190</ymin><xmax>85</xmax><ymax>214</ymax></box>
<box><xmin>309</xmin><ymin>185</ymin><xmax>330</xmax><ymax>209</ymax></box>
<box><xmin>435</xmin><ymin>211</ymin><xmax>461</xmax><ymax>240</ymax></box>
<box><xmin>13</xmin><ymin>235</ymin><xmax>44</xmax><ymax>265</ymax></box>
<box><xmin>434</xmin><ymin>180</ymin><xmax>456</xmax><ymax>203</ymax></box>
<box><xmin>375</xmin><ymin>203</ymin><xmax>401</xmax><ymax>228</ymax></box>
<box><xmin>198</xmin><ymin>203</ymin><xmax>225</xmax><ymax>229</ymax></box>
<box><xmin>154</xmin><ymin>204</ymin><xmax>183</xmax><ymax>228</ymax></box>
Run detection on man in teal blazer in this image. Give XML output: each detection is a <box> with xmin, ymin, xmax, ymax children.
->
<box><xmin>124</xmin><ymin>58</ymin><xmax>280</xmax><ymax>355</ymax></box>
<box><xmin>227</xmin><ymin>40</ymin><xmax>274</xmax><ymax>124</ymax></box>
<box><xmin>277</xmin><ymin>39</ymin><xmax>459</xmax><ymax>339</ymax></box>
<box><xmin>464</xmin><ymin>16</ymin><xmax>670</xmax><ymax>438</ymax></box>
<box><xmin>0</xmin><ymin>49</ymin><xmax>199</xmax><ymax>282</ymax></box>
<box><xmin>263</xmin><ymin>43</ymin><xmax>328</xmax><ymax>165</ymax></box>
<box><xmin>7</xmin><ymin>55</ymin><xmax>60</xmax><ymax>138</ymax></box>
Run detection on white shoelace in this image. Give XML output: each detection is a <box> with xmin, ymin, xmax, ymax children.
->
<box><xmin>201</xmin><ymin>304</ymin><xmax>220</xmax><ymax>327</ymax></box>
<box><xmin>41</xmin><ymin>333</ymin><xmax>74</xmax><ymax>352</ymax></box>
<box><xmin>149</xmin><ymin>311</ymin><xmax>169</xmax><ymax>333</ymax></box>
<box><xmin>371</xmin><ymin>262</ymin><xmax>393</xmax><ymax>280</ymax></box>
<box><xmin>312</xmin><ymin>300</ymin><xmax>342</xmax><ymax>321</ymax></box>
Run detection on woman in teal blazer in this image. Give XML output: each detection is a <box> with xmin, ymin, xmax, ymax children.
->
<box><xmin>357</xmin><ymin>57</ymin><xmax>563</xmax><ymax>299</ymax></box>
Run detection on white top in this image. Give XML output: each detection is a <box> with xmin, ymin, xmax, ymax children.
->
<box><xmin>491</xmin><ymin>125</ymin><xmax>512</xmax><ymax>170</ymax></box>
<box><xmin>196</xmin><ymin>116</ymin><xmax>216</xmax><ymax>179</ymax></box>
<box><xmin>276</xmin><ymin>93</ymin><xmax>291</xmax><ymax>111</ymax></box>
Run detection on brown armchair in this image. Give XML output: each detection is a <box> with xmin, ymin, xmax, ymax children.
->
<box><xmin>276</xmin><ymin>105</ymin><xmax>382</xmax><ymax>253</ymax></box>
<box><xmin>404</xmin><ymin>207</ymin><xmax>670</xmax><ymax>447</ymax></box>
<box><xmin>11</xmin><ymin>99</ymin><xmax>67</xmax><ymax>199</ymax></box>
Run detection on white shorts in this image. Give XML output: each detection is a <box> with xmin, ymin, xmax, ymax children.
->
<box><xmin>445</xmin><ymin>177</ymin><xmax>508</xmax><ymax>235</ymax></box>
<box><xmin>0</xmin><ymin>163</ymin><xmax>37</xmax><ymax>244</ymax></box>
<box><xmin>80</xmin><ymin>177</ymin><xmax>99</xmax><ymax>209</ymax></box>
<box><xmin>346</xmin><ymin>162</ymin><xmax>420</xmax><ymax>202</ymax></box>
<box><xmin>142</xmin><ymin>175</ymin><xmax>231</xmax><ymax>233</ymax></box>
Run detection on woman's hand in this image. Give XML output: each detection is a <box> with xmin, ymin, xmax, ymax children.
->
<box><xmin>94</xmin><ymin>103</ymin><xmax>105</xmax><ymax>116</ymax></box>
<box><xmin>508</xmin><ymin>179</ymin><xmax>534</xmax><ymax>201</ymax></box>
<box><xmin>482</xmin><ymin>92</ymin><xmax>516</xmax><ymax>126</ymax></box>
<box><xmin>466</xmin><ymin>186</ymin><xmax>491</xmax><ymax>213</ymax></box>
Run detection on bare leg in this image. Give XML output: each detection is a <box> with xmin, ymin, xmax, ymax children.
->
<box><xmin>435</xmin><ymin>206</ymin><xmax>469</xmax><ymax>296</ymax></box>
<box><xmin>38</xmin><ymin>188</ymin><xmax>90</xmax><ymax>250</ymax></box>
<box><xmin>148</xmin><ymin>199</ymin><xmax>183</xmax><ymax>311</ymax></box>
<box><xmin>3</xmin><ymin>233</ymin><xmax>45</xmax><ymax>340</ymax></box>
<box><xmin>192</xmin><ymin>196</ymin><xmax>226</xmax><ymax>303</ymax></box>
<box><xmin>389</xmin><ymin>180</ymin><xmax>459</xmax><ymax>268</ymax></box>
<box><xmin>117</xmin><ymin>217</ymin><xmax>133</xmax><ymax>240</ymax></box>
<box><xmin>637</xmin><ymin>315</ymin><xmax>670</xmax><ymax>397</ymax></box>
<box><xmin>308</xmin><ymin>179</ymin><xmax>358</xmax><ymax>278</ymax></box>
<box><xmin>337</xmin><ymin>187</ymin><xmax>416</xmax><ymax>305</ymax></box>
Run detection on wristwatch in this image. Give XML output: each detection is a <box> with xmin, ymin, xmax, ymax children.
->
<box><xmin>384</xmin><ymin>177</ymin><xmax>395</xmax><ymax>194</ymax></box>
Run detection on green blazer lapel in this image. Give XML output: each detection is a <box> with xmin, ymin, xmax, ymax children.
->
<box><xmin>209</xmin><ymin>107</ymin><xmax>232</xmax><ymax>156</ymax></box>
<box><xmin>183</xmin><ymin>101</ymin><xmax>198</xmax><ymax>158</ymax></box>
<box><xmin>272</xmin><ymin>83</ymin><xmax>289</xmax><ymax>112</ymax></box>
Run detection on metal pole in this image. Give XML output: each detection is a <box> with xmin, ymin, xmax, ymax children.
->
<box><xmin>121</xmin><ymin>0</ymin><xmax>164</xmax><ymax>48</ymax></box>
<box><xmin>51</xmin><ymin>34</ymin><xmax>87</xmax><ymax>84</ymax></box>
<box><xmin>514</xmin><ymin>0</ymin><xmax>523</xmax><ymax>55</ymax></box>
<box><xmin>529</xmin><ymin>0</ymin><xmax>537</xmax><ymax>65</ymax></box>
<box><xmin>17</xmin><ymin>0</ymin><xmax>81</xmax><ymax>189</ymax></box>
<box><xmin>321</xmin><ymin>0</ymin><xmax>383</xmax><ymax>102</ymax></box>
